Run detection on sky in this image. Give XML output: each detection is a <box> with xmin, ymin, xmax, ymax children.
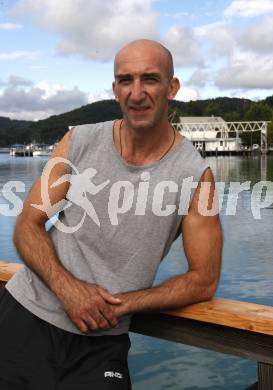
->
<box><xmin>1</xmin><ymin>0</ymin><xmax>273</xmax><ymax>121</ymax></box>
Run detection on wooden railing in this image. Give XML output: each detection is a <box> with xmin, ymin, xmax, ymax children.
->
<box><xmin>1</xmin><ymin>261</ymin><xmax>273</xmax><ymax>390</ymax></box>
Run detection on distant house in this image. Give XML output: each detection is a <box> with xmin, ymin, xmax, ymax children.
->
<box><xmin>178</xmin><ymin>116</ymin><xmax>241</xmax><ymax>154</ymax></box>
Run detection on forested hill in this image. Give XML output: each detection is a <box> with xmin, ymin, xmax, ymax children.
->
<box><xmin>0</xmin><ymin>100</ymin><xmax>122</xmax><ymax>147</ymax></box>
<box><xmin>0</xmin><ymin>116</ymin><xmax>32</xmax><ymax>130</ymax></box>
<box><xmin>1</xmin><ymin>96</ymin><xmax>273</xmax><ymax>147</ymax></box>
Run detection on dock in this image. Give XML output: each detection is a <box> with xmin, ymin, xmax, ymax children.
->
<box><xmin>173</xmin><ymin>120</ymin><xmax>271</xmax><ymax>156</ymax></box>
<box><xmin>9</xmin><ymin>144</ymin><xmax>33</xmax><ymax>157</ymax></box>
<box><xmin>9</xmin><ymin>143</ymin><xmax>53</xmax><ymax>157</ymax></box>
<box><xmin>1</xmin><ymin>260</ymin><xmax>273</xmax><ymax>389</ymax></box>
<box><xmin>0</xmin><ymin>148</ymin><xmax>9</xmax><ymax>153</ymax></box>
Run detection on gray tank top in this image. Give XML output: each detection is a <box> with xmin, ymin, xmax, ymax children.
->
<box><xmin>6</xmin><ymin>120</ymin><xmax>209</xmax><ymax>336</ymax></box>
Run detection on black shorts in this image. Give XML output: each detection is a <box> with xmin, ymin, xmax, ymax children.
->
<box><xmin>0</xmin><ymin>286</ymin><xmax>132</xmax><ymax>390</ymax></box>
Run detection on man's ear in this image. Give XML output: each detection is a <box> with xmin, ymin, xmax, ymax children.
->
<box><xmin>112</xmin><ymin>81</ymin><xmax>119</xmax><ymax>101</ymax></box>
<box><xmin>167</xmin><ymin>77</ymin><xmax>180</xmax><ymax>100</ymax></box>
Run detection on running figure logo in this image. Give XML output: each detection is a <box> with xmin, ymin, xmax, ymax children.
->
<box><xmin>56</xmin><ymin>167</ymin><xmax>110</xmax><ymax>226</ymax></box>
<box><xmin>31</xmin><ymin>157</ymin><xmax>110</xmax><ymax>232</ymax></box>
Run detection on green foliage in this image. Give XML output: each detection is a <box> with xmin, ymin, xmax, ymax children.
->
<box><xmin>240</xmin><ymin>131</ymin><xmax>261</xmax><ymax>146</ymax></box>
<box><xmin>245</xmin><ymin>102</ymin><xmax>272</xmax><ymax>121</ymax></box>
<box><xmin>241</xmin><ymin>103</ymin><xmax>272</xmax><ymax>145</ymax></box>
<box><xmin>267</xmin><ymin>114</ymin><xmax>273</xmax><ymax>145</ymax></box>
<box><xmin>203</xmin><ymin>102</ymin><xmax>223</xmax><ymax>117</ymax></box>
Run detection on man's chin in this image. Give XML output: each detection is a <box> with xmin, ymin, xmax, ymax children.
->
<box><xmin>126</xmin><ymin>117</ymin><xmax>155</xmax><ymax>131</ymax></box>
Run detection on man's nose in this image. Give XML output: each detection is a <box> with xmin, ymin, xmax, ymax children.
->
<box><xmin>130</xmin><ymin>80</ymin><xmax>145</xmax><ymax>102</ymax></box>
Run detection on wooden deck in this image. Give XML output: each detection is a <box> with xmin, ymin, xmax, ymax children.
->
<box><xmin>1</xmin><ymin>260</ymin><xmax>273</xmax><ymax>389</ymax></box>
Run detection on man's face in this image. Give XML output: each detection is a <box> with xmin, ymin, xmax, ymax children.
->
<box><xmin>113</xmin><ymin>45</ymin><xmax>179</xmax><ymax>130</ymax></box>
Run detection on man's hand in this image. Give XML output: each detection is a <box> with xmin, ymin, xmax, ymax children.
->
<box><xmin>56</xmin><ymin>276</ymin><xmax>122</xmax><ymax>333</ymax></box>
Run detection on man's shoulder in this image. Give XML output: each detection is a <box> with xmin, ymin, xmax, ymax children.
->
<box><xmin>71</xmin><ymin>120</ymin><xmax>114</xmax><ymax>135</ymax></box>
<box><xmin>67</xmin><ymin>120</ymin><xmax>115</xmax><ymax>163</ymax></box>
<box><xmin>68</xmin><ymin>120</ymin><xmax>114</xmax><ymax>146</ymax></box>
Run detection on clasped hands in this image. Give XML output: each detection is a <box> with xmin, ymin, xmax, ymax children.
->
<box><xmin>58</xmin><ymin>277</ymin><xmax>127</xmax><ymax>334</ymax></box>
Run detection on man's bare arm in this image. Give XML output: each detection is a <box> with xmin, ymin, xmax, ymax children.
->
<box><xmin>13</xmin><ymin>131</ymin><xmax>74</xmax><ymax>295</ymax></box>
<box><xmin>113</xmin><ymin>168</ymin><xmax>223</xmax><ymax>316</ymax></box>
<box><xmin>13</xmin><ymin>130</ymin><xmax>121</xmax><ymax>333</ymax></box>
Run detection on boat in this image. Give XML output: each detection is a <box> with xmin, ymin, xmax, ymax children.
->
<box><xmin>31</xmin><ymin>143</ymin><xmax>52</xmax><ymax>157</ymax></box>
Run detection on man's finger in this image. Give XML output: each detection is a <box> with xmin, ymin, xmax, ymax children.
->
<box><xmin>74</xmin><ymin>318</ymin><xmax>89</xmax><ymax>333</ymax></box>
<box><xmin>98</xmin><ymin>288</ymin><xmax>122</xmax><ymax>304</ymax></box>
<box><xmin>91</xmin><ymin>309</ymin><xmax>111</xmax><ymax>329</ymax></box>
<box><xmin>84</xmin><ymin>314</ymin><xmax>99</xmax><ymax>331</ymax></box>
<box><xmin>99</xmin><ymin>306</ymin><xmax>118</xmax><ymax>328</ymax></box>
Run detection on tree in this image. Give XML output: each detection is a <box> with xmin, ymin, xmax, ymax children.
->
<box><xmin>203</xmin><ymin>102</ymin><xmax>222</xmax><ymax>117</ymax></box>
<box><xmin>267</xmin><ymin>113</ymin><xmax>273</xmax><ymax>146</ymax></box>
<box><xmin>245</xmin><ymin>102</ymin><xmax>272</xmax><ymax>121</ymax></box>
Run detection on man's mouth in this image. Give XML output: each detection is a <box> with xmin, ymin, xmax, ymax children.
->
<box><xmin>129</xmin><ymin>106</ymin><xmax>151</xmax><ymax>112</ymax></box>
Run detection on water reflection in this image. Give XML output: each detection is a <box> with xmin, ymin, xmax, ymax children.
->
<box><xmin>0</xmin><ymin>155</ymin><xmax>49</xmax><ymax>261</ymax></box>
<box><xmin>128</xmin><ymin>334</ymin><xmax>256</xmax><ymax>390</ymax></box>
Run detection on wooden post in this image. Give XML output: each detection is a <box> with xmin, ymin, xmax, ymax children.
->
<box><xmin>258</xmin><ymin>362</ymin><xmax>273</xmax><ymax>390</ymax></box>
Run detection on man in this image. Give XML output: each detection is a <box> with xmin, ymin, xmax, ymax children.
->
<box><xmin>0</xmin><ymin>39</ymin><xmax>222</xmax><ymax>389</ymax></box>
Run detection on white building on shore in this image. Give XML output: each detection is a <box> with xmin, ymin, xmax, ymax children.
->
<box><xmin>177</xmin><ymin>116</ymin><xmax>241</xmax><ymax>154</ymax></box>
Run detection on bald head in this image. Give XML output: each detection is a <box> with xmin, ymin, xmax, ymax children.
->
<box><xmin>114</xmin><ymin>39</ymin><xmax>174</xmax><ymax>80</ymax></box>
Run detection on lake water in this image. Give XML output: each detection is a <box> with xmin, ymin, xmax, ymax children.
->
<box><xmin>1</xmin><ymin>153</ymin><xmax>273</xmax><ymax>389</ymax></box>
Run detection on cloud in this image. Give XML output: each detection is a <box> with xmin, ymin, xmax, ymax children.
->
<box><xmin>88</xmin><ymin>89</ymin><xmax>114</xmax><ymax>102</ymax></box>
<box><xmin>0</xmin><ymin>50</ymin><xmax>40</xmax><ymax>60</ymax></box>
<box><xmin>162</xmin><ymin>26</ymin><xmax>203</xmax><ymax>67</ymax></box>
<box><xmin>224</xmin><ymin>0</ymin><xmax>273</xmax><ymax>17</ymax></box>
<box><xmin>175</xmin><ymin>86</ymin><xmax>200</xmax><ymax>102</ymax></box>
<box><xmin>195</xmin><ymin>21</ymin><xmax>227</xmax><ymax>37</ymax></box>
<box><xmin>198</xmin><ymin>22</ymin><xmax>237</xmax><ymax>57</ymax></box>
<box><xmin>44</xmin><ymin>88</ymin><xmax>88</xmax><ymax>113</ymax></box>
<box><xmin>238</xmin><ymin>16</ymin><xmax>273</xmax><ymax>54</ymax></box>
<box><xmin>7</xmin><ymin>75</ymin><xmax>33</xmax><ymax>87</ymax></box>
<box><xmin>199</xmin><ymin>15</ymin><xmax>273</xmax><ymax>58</ymax></box>
<box><xmin>11</xmin><ymin>0</ymin><xmax>159</xmax><ymax>61</ymax></box>
<box><xmin>0</xmin><ymin>86</ymin><xmax>45</xmax><ymax>112</ymax></box>
<box><xmin>214</xmin><ymin>50</ymin><xmax>273</xmax><ymax>90</ymax></box>
<box><xmin>187</xmin><ymin>69</ymin><xmax>210</xmax><ymax>87</ymax></box>
<box><xmin>11</xmin><ymin>0</ymin><xmax>203</xmax><ymax>68</ymax></box>
<box><xmin>0</xmin><ymin>76</ymin><xmax>89</xmax><ymax>120</ymax></box>
<box><xmin>197</xmin><ymin>14</ymin><xmax>273</xmax><ymax>90</ymax></box>
<box><xmin>0</xmin><ymin>22</ymin><xmax>23</xmax><ymax>30</ymax></box>
<box><xmin>0</xmin><ymin>74</ymin><xmax>33</xmax><ymax>89</ymax></box>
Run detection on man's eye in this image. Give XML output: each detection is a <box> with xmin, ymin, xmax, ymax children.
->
<box><xmin>119</xmin><ymin>79</ymin><xmax>131</xmax><ymax>84</ymax></box>
<box><xmin>144</xmin><ymin>77</ymin><xmax>158</xmax><ymax>83</ymax></box>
